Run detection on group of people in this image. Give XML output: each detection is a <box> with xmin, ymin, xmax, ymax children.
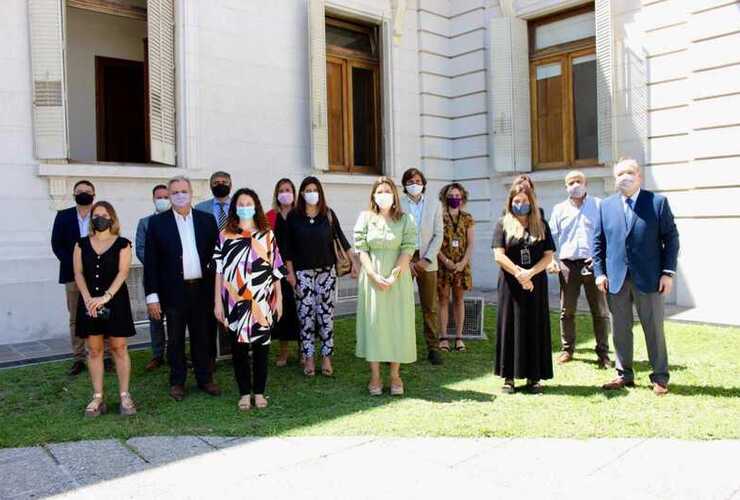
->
<box><xmin>50</xmin><ymin>158</ymin><xmax>679</xmax><ymax>416</ymax></box>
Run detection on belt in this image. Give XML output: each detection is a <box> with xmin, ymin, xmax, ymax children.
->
<box><xmin>183</xmin><ymin>278</ymin><xmax>202</xmax><ymax>285</ymax></box>
<box><xmin>561</xmin><ymin>258</ymin><xmax>587</xmax><ymax>263</ymax></box>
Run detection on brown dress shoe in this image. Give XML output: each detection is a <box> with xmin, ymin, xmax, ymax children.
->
<box><xmin>597</xmin><ymin>355</ymin><xmax>613</xmax><ymax>370</ymax></box>
<box><xmin>198</xmin><ymin>382</ymin><xmax>222</xmax><ymax>396</ymax></box>
<box><xmin>145</xmin><ymin>357</ymin><xmax>164</xmax><ymax>371</ymax></box>
<box><xmin>602</xmin><ymin>377</ymin><xmax>636</xmax><ymax>390</ymax></box>
<box><xmin>557</xmin><ymin>351</ymin><xmax>573</xmax><ymax>364</ymax></box>
<box><xmin>169</xmin><ymin>385</ymin><xmax>186</xmax><ymax>401</ymax></box>
<box><xmin>653</xmin><ymin>382</ymin><xmax>669</xmax><ymax>396</ymax></box>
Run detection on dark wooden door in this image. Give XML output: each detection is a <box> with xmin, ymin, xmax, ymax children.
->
<box><xmin>96</xmin><ymin>56</ymin><xmax>146</xmax><ymax>162</ymax></box>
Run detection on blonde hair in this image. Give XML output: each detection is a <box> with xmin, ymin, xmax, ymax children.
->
<box><xmin>501</xmin><ymin>185</ymin><xmax>545</xmax><ymax>242</ymax></box>
<box><xmin>369</xmin><ymin>176</ymin><xmax>403</xmax><ymax>221</ymax></box>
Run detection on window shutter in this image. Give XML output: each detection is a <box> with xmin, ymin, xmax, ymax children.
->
<box><xmin>489</xmin><ymin>17</ymin><xmax>531</xmax><ymax>173</ymax></box>
<box><xmin>308</xmin><ymin>0</ymin><xmax>329</xmax><ymax>171</ymax></box>
<box><xmin>595</xmin><ymin>0</ymin><xmax>614</xmax><ymax>164</ymax></box>
<box><xmin>147</xmin><ymin>0</ymin><xmax>176</xmax><ymax>165</ymax></box>
<box><xmin>28</xmin><ymin>0</ymin><xmax>68</xmax><ymax>160</ymax></box>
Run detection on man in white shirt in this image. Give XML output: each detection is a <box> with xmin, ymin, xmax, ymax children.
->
<box><xmin>548</xmin><ymin>171</ymin><xmax>611</xmax><ymax>369</ymax></box>
<box><xmin>144</xmin><ymin>176</ymin><xmax>221</xmax><ymax>401</ymax></box>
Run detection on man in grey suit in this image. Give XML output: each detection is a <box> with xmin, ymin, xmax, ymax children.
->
<box><xmin>593</xmin><ymin>158</ymin><xmax>680</xmax><ymax>396</ymax></box>
<box><xmin>400</xmin><ymin>167</ymin><xmax>445</xmax><ymax>365</ymax></box>
<box><xmin>194</xmin><ymin>171</ymin><xmax>232</xmax><ymax>231</ymax></box>
<box><xmin>135</xmin><ymin>184</ymin><xmax>170</xmax><ymax>371</ymax></box>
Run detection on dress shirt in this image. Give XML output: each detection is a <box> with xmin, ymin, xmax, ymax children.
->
<box><xmin>406</xmin><ymin>194</ymin><xmax>425</xmax><ymax>249</ymax></box>
<box><xmin>549</xmin><ymin>194</ymin><xmax>600</xmax><ymax>260</ymax></box>
<box><xmin>146</xmin><ymin>209</ymin><xmax>203</xmax><ymax>304</ymax></box>
<box><xmin>77</xmin><ymin>209</ymin><xmax>90</xmax><ymax>237</ymax></box>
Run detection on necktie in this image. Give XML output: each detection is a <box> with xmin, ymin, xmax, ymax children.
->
<box><xmin>625</xmin><ymin>198</ymin><xmax>634</xmax><ymax>227</ymax></box>
<box><xmin>217</xmin><ymin>203</ymin><xmax>227</xmax><ymax>231</ymax></box>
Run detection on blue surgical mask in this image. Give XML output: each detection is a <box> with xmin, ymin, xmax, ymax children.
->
<box><xmin>154</xmin><ymin>198</ymin><xmax>171</xmax><ymax>213</ymax></box>
<box><xmin>512</xmin><ymin>203</ymin><xmax>531</xmax><ymax>216</ymax></box>
<box><xmin>236</xmin><ymin>206</ymin><xmax>255</xmax><ymax>220</ymax></box>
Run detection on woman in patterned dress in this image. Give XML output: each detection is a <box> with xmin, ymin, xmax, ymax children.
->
<box><xmin>214</xmin><ymin>188</ymin><xmax>286</xmax><ymax>411</ymax></box>
<box><xmin>437</xmin><ymin>183</ymin><xmax>475</xmax><ymax>353</ymax></box>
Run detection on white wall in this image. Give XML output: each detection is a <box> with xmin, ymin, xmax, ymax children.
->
<box><xmin>66</xmin><ymin>7</ymin><xmax>147</xmax><ymax>162</ymax></box>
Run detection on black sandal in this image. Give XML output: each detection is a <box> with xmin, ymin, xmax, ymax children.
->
<box><xmin>525</xmin><ymin>379</ymin><xmax>543</xmax><ymax>394</ymax></box>
<box><xmin>454</xmin><ymin>339</ymin><xmax>466</xmax><ymax>352</ymax></box>
<box><xmin>439</xmin><ymin>338</ymin><xmax>451</xmax><ymax>352</ymax></box>
<box><xmin>502</xmin><ymin>379</ymin><xmax>515</xmax><ymax>394</ymax></box>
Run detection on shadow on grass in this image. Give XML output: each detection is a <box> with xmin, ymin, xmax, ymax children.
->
<box><xmin>666</xmin><ymin>385</ymin><xmax>740</xmax><ymax>398</ymax></box>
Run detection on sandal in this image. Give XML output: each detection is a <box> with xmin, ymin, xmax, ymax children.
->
<box><xmin>84</xmin><ymin>393</ymin><xmax>107</xmax><ymax>417</ymax></box>
<box><xmin>502</xmin><ymin>379</ymin><xmax>515</xmax><ymax>394</ymax></box>
<box><xmin>526</xmin><ymin>379</ymin><xmax>543</xmax><ymax>394</ymax></box>
<box><xmin>390</xmin><ymin>378</ymin><xmax>404</xmax><ymax>396</ymax></box>
<box><xmin>368</xmin><ymin>381</ymin><xmax>383</xmax><ymax>396</ymax></box>
<box><xmin>238</xmin><ymin>395</ymin><xmax>252</xmax><ymax>412</ymax></box>
<box><xmin>321</xmin><ymin>357</ymin><xmax>334</xmax><ymax>377</ymax></box>
<box><xmin>454</xmin><ymin>339</ymin><xmax>466</xmax><ymax>352</ymax></box>
<box><xmin>303</xmin><ymin>358</ymin><xmax>316</xmax><ymax>377</ymax></box>
<box><xmin>275</xmin><ymin>357</ymin><xmax>288</xmax><ymax>368</ymax></box>
<box><xmin>439</xmin><ymin>339</ymin><xmax>451</xmax><ymax>352</ymax></box>
<box><xmin>119</xmin><ymin>392</ymin><xmax>137</xmax><ymax>416</ymax></box>
<box><xmin>254</xmin><ymin>394</ymin><xmax>268</xmax><ymax>409</ymax></box>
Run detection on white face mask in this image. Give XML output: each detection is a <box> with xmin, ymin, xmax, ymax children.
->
<box><xmin>154</xmin><ymin>198</ymin><xmax>171</xmax><ymax>213</ymax></box>
<box><xmin>406</xmin><ymin>184</ymin><xmax>423</xmax><ymax>197</ymax></box>
<box><xmin>616</xmin><ymin>174</ymin><xmax>636</xmax><ymax>194</ymax></box>
<box><xmin>303</xmin><ymin>191</ymin><xmax>320</xmax><ymax>206</ymax></box>
<box><xmin>374</xmin><ymin>192</ymin><xmax>394</xmax><ymax>210</ymax></box>
<box><xmin>567</xmin><ymin>184</ymin><xmax>586</xmax><ymax>199</ymax></box>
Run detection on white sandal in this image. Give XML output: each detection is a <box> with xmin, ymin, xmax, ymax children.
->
<box><xmin>119</xmin><ymin>392</ymin><xmax>137</xmax><ymax>416</ymax></box>
<box><xmin>84</xmin><ymin>393</ymin><xmax>107</xmax><ymax>417</ymax></box>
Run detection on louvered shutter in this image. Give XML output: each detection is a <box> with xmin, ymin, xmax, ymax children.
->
<box><xmin>28</xmin><ymin>0</ymin><xmax>68</xmax><ymax>159</ymax></box>
<box><xmin>490</xmin><ymin>17</ymin><xmax>531</xmax><ymax>173</ymax></box>
<box><xmin>308</xmin><ymin>0</ymin><xmax>329</xmax><ymax>171</ymax></box>
<box><xmin>595</xmin><ymin>0</ymin><xmax>614</xmax><ymax>164</ymax></box>
<box><xmin>147</xmin><ymin>0</ymin><xmax>176</xmax><ymax>165</ymax></box>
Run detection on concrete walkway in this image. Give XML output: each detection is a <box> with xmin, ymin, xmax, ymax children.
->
<box><xmin>1</xmin><ymin>436</ymin><xmax>738</xmax><ymax>499</ymax></box>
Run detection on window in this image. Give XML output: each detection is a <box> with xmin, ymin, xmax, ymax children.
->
<box><xmin>529</xmin><ymin>4</ymin><xmax>598</xmax><ymax>170</ymax></box>
<box><xmin>325</xmin><ymin>17</ymin><xmax>382</xmax><ymax>174</ymax></box>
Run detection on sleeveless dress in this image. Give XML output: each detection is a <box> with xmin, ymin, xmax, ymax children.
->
<box><xmin>75</xmin><ymin>236</ymin><xmax>136</xmax><ymax>338</ymax></box>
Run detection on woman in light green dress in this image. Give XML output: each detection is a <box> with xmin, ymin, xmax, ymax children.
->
<box><xmin>354</xmin><ymin>177</ymin><xmax>418</xmax><ymax>396</ymax></box>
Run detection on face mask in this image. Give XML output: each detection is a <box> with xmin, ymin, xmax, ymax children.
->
<box><xmin>303</xmin><ymin>192</ymin><xmax>320</xmax><ymax>206</ymax></box>
<box><xmin>567</xmin><ymin>184</ymin><xmax>586</xmax><ymax>199</ymax></box>
<box><xmin>92</xmin><ymin>216</ymin><xmax>112</xmax><ymax>232</ymax></box>
<box><xmin>406</xmin><ymin>184</ymin><xmax>423</xmax><ymax>197</ymax></box>
<box><xmin>75</xmin><ymin>192</ymin><xmax>94</xmax><ymax>206</ymax></box>
<box><xmin>447</xmin><ymin>197</ymin><xmax>462</xmax><ymax>209</ymax></box>
<box><xmin>236</xmin><ymin>206</ymin><xmax>255</xmax><ymax>220</ymax></box>
<box><xmin>211</xmin><ymin>184</ymin><xmax>230</xmax><ymax>198</ymax></box>
<box><xmin>277</xmin><ymin>192</ymin><xmax>294</xmax><ymax>206</ymax></box>
<box><xmin>170</xmin><ymin>192</ymin><xmax>191</xmax><ymax>208</ymax></box>
<box><xmin>512</xmin><ymin>203</ymin><xmax>531</xmax><ymax>216</ymax></box>
<box><xmin>154</xmin><ymin>198</ymin><xmax>171</xmax><ymax>213</ymax></box>
<box><xmin>374</xmin><ymin>193</ymin><xmax>394</xmax><ymax>210</ymax></box>
<box><xmin>616</xmin><ymin>174</ymin><xmax>636</xmax><ymax>194</ymax></box>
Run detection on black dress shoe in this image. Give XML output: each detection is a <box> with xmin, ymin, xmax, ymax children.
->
<box><xmin>427</xmin><ymin>350</ymin><xmax>443</xmax><ymax>365</ymax></box>
<box><xmin>104</xmin><ymin>358</ymin><xmax>114</xmax><ymax>373</ymax></box>
<box><xmin>67</xmin><ymin>360</ymin><xmax>86</xmax><ymax>376</ymax></box>
<box><xmin>198</xmin><ymin>382</ymin><xmax>222</xmax><ymax>396</ymax></box>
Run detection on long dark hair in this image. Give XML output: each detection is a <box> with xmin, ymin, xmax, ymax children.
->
<box><xmin>224</xmin><ymin>188</ymin><xmax>270</xmax><ymax>234</ymax></box>
<box><xmin>295</xmin><ymin>176</ymin><xmax>328</xmax><ymax>217</ymax></box>
<box><xmin>271</xmin><ymin>178</ymin><xmax>296</xmax><ymax>210</ymax></box>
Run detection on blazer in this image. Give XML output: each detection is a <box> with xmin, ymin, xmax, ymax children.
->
<box><xmin>51</xmin><ymin>206</ymin><xmax>84</xmax><ymax>283</ymax></box>
<box><xmin>400</xmin><ymin>194</ymin><xmax>444</xmax><ymax>272</ymax></box>
<box><xmin>194</xmin><ymin>197</ymin><xmax>231</xmax><ymax>218</ymax></box>
<box><xmin>593</xmin><ymin>189</ymin><xmax>680</xmax><ymax>294</ymax></box>
<box><xmin>144</xmin><ymin>208</ymin><xmax>218</xmax><ymax>309</ymax></box>
<box><xmin>134</xmin><ymin>213</ymin><xmax>155</xmax><ymax>265</ymax></box>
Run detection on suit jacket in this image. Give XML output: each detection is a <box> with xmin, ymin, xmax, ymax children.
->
<box><xmin>194</xmin><ymin>197</ymin><xmax>231</xmax><ymax>218</ymax></box>
<box><xmin>400</xmin><ymin>194</ymin><xmax>444</xmax><ymax>272</ymax></box>
<box><xmin>144</xmin><ymin>208</ymin><xmax>218</xmax><ymax>309</ymax></box>
<box><xmin>593</xmin><ymin>189</ymin><xmax>679</xmax><ymax>294</ymax></box>
<box><xmin>134</xmin><ymin>213</ymin><xmax>155</xmax><ymax>264</ymax></box>
<box><xmin>51</xmin><ymin>207</ymin><xmax>84</xmax><ymax>284</ymax></box>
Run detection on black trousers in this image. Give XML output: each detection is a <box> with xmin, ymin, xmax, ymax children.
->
<box><xmin>232</xmin><ymin>340</ymin><xmax>269</xmax><ymax>395</ymax></box>
<box><xmin>165</xmin><ymin>281</ymin><xmax>212</xmax><ymax>386</ymax></box>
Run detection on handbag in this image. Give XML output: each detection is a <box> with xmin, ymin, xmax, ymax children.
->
<box><xmin>327</xmin><ymin>209</ymin><xmax>352</xmax><ymax>277</ymax></box>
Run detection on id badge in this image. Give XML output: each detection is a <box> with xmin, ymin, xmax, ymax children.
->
<box><xmin>520</xmin><ymin>248</ymin><xmax>531</xmax><ymax>266</ymax></box>
<box><xmin>451</xmin><ymin>239</ymin><xmax>460</xmax><ymax>248</ymax></box>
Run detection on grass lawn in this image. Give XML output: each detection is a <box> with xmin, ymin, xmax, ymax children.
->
<box><xmin>1</xmin><ymin>306</ymin><xmax>738</xmax><ymax>447</ymax></box>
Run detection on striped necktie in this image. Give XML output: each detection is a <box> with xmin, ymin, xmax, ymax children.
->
<box><xmin>217</xmin><ymin>203</ymin><xmax>227</xmax><ymax>231</ymax></box>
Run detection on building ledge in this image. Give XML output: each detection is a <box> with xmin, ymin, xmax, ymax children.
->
<box><xmin>315</xmin><ymin>172</ymin><xmax>383</xmax><ymax>186</ymax></box>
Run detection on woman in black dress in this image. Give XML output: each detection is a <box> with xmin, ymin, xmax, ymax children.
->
<box><xmin>73</xmin><ymin>201</ymin><xmax>137</xmax><ymax>417</ymax></box>
<box><xmin>266</xmin><ymin>179</ymin><xmax>301</xmax><ymax>367</ymax></box>
<box><xmin>493</xmin><ymin>184</ymin><xmax>555</xmax><ymax>394</ymax></box>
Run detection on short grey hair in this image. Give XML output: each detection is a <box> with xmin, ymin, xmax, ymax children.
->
<box><xmin>168</xmin><ymin>175</ymin><xmax>192</xmax><ymax>191</ymax></box>
<box><xmin>209</xmin><ymin>171</ymin><xmax>231</xmax><ymax>183</ymax></box>
<box><xmin>614</xmin><ymin>157</ymin><xmax>641</xmax><ymax>175</ymax></box>
<box><xmin>565</xmin><ymin>170</ymin><xmax>587</xmax><ymax>183</ymax></box>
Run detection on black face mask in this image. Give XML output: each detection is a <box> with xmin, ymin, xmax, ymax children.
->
<box><xmin>92</xmin><ymin>216</ymin><xmax>112</xmax><ymax>232</ymax></box>
<box><xmin>211</xmin><ymin>184</ymin><xmax>230</xmax><ymax>198</ymax></box>
<box><xmin>75</xmin><ymin>192</ymin><xmax>94</xmax><ymax>206</ymax></box>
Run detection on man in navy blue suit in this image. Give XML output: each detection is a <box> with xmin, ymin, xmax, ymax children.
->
<box><xmin>593</xmin><ymin>158</ymin><xmax>680</xmax><ymax>396</ymax></box>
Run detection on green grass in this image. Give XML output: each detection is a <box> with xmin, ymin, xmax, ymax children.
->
<box><xmin>1</xmin><ymin>306</ymin><xmax>738</xmax><ymax>447</ymax></box>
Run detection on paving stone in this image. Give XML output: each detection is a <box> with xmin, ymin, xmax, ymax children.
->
<box><xmin>197</xmin><ymin>435</ymin><xmax>261</xmax><ymax>449</ymax></box>
<box><xmin>47</xmin><ymin>439</ymin><xmax>149</xmax><ymax>487</ymax></box>
<box><xmin>125</xmin><ymin>436</ymin><xmax>214</xmax><ymax>465</ymax></box>
<box><xmin>0</xmin><ymin>446</ymin><xmax>76</xmax><ymax>499</ymax></box>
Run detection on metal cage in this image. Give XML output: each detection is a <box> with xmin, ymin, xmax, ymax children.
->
<box><xmin>443</xmin><ymin>296</ymin><xmax>486</xmax><ymax>340</ymax></box>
